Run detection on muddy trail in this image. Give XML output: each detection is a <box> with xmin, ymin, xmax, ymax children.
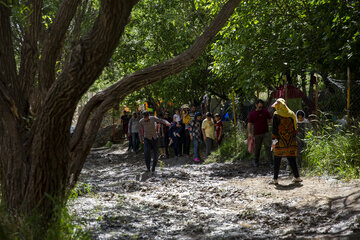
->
<box><xmin>68</xmin><ymin>144</ymin><xmax>360</xmax><ymax>240</ymax></box>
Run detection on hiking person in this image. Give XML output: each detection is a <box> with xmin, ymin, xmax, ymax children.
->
<box><xmin>182</xmin><ymin>107</ymin><xmax>191</xmax><ymax>158</ymax></box>
<box><xmin>202</xmin><ymin>112</ymin><xmax>216</xmax><ymax>158</ymax></box>
<box><xmin>296</xmin><ymin>110</ymin><xmax>310</xmax><ymax>168</ymax></box>
<box><xmin>169</xmin><ymin>121</ymin><xmax>184</xmax><ymax>158</ymax></box>
<box><xmin>189</xmin><ymin>104</ymin><xmax>197</xmax><ymax>120</ymax></box>
<box><xmin>128</xmin><ymin>111</ymin><xmax>141</xmax><ymax>152</ymax></box>
<box><xmin>247</xmin><ymin>99</ymin><xmax>272</xmax><ymax>167</ymax></box>
<box><xmin>163</xmin><ymin>111</ymin><xmax>172</xmax><ymax>158</ymax></box>
<box><xmin>190</xmin><ymin>112</ymin><xmax>203</xmax><ymax>162</ymax></box>
<box><xmin>214</xmin><ymin>113</ymin><xmax>223</xmax><ymax>146</ymax></box>
<box><xmin>139</xmin><ymin>111</ymin><xmax>170</xmax><ymax>174</ymax></box>
<box><xmin>270</xmin><ymin>98</ymin><xmax>302</xmax><ymax>184</ymax></box>
<box><xmin>121</xmin><ymin>111</ymin><xmax>130</xmax><ymax>139</ymax></box>
<box><xmin>157</xmin><ymin>112</ymin><xmax>167</xmax><ymax>159</ymax></box>
<box><xmin>173</xmin><ymin>109</ymin><xmax>181</xmax><ymax>123</ymax></box>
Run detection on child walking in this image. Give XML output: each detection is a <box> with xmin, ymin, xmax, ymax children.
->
<box><xmin>169</xmin><ymin>121</ymin><xmax>184</xmax><ymax>157</ymax></box>
<box><xmin>190</xmin><ymin>112</ymin><xmax>203</xmax><ymax>162</ymax></box>
<box><xmin>214</xmin><ymin>113</ymin><xmax>223</xmax><ymax>147</ymax></box>
<box><xmin>173</xmin><ymin>109</ymin><xmax>181</xmax><ymax>123</ymax></box>
<box><xmin>157</xmin><ymin>112</ymin><xmax>167</xmax><ymax>159</ymax></box>
<box><xmin>296</xmin><ymin>110</ymin><xmax>309</xmax><ymax>168</ymax></box>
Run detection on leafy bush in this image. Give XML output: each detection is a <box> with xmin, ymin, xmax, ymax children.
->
<box><xmin>105</xmin><ymin>141</ymin><xmax>113</xmax><ymax>148</ymax></box>
<box><xmin>70</xmin><ymin>183</ymin><xmax>94</xmax><ymax>199</ymax></box>
<box><xmin>206</xmin><ymin>122</ymin><xmax>251</xmax><ymax>163</ymax></box>
<box><xmin>303</xmin><ymin>121</ymin><xmax>360</xmax><ymax>179</ymax></box>
<box><xmin>45</xmin><ymin>201</ymin><xmax>91</xmax><ymax>240</ymax></box>
<box><xmin>0</xmin><ymin>190</ymin><xmax>90</xmax><ymax>240</ymax></box>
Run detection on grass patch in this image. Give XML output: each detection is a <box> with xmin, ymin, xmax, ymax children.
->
<box><xmin>303</xmin><ymin>120</ymin><xmax>360</xmax><ymax>179</ymax></box>
<box><xmin>70</xmin><ymin>182</ymin><xmax>95</xmax><ymax>199</ymax></box>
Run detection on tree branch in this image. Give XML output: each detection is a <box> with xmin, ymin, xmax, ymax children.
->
<box><xmin>0</xmin><ymin>1</ymin><xmax>19</xmax><ymax>115</ymax></box>
<box><xmin>70</xmin><ymin>0</ymin><xmax>89</xmax><ymax>46</ymax></box>
<box><xmin>0</xmin><ymin>81</ymin><xmax>19</xmax><ymax>119</ymax></box>
<box><xmin>38</xmin><ymin>0</ymin><xmax>81</xmax><ymax>103</ymax></box>
<box><xmin>18</xmin><ymin>0</ymin><xmax>43</xmax><ymax>116</ymax></box>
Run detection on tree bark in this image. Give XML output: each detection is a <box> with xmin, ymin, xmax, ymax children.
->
<box><xmin>38</xmin><ymin>0</ymin><xmax>81</xmax><ymax>104</ymax></box>
<box><xmin>309</xmin><ymin>73</ymin><xmax>316</xmax><ymax>101</ymax></box>
<box><xmin>301</xmin><ymin>74</ymin><xmax>307</xmax><ymax>97</ymax></box>
<box><xmin>0</xmin><ymin>1</ymin><xmax>29</xmax><ymax>214</ymax></box>
<box><xmin>0</xmin><ymin>1</ymin><xmax>19</xmax><ymax>110</ymax></box>
<box><xmin>18</xmin><ymin>0</ymin><xmax>43</xmax><ymax>116</ymax></box>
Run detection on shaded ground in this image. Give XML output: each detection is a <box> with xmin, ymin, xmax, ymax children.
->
<box><xmin>68</xmin><ymin>143</ymin><xmax>360</xmax><ymax>239</ymax></box>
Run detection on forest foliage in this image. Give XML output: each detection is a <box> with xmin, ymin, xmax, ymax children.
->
<box><xmin>91</xmin><ymin>0</ymin><xmax>360</xmax><ymax>108</ymax></box>
<box><xmin>8</xmin><ymin>0</ymin><xmax>359</xmax><ymax>108</ymax></box>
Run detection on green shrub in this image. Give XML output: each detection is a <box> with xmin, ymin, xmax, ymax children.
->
<box><xmin>0</xmin><ymin>191</ymin><xmax>90</xmax><ymax>240</ymax></box>
<box><xmin>45</xmin><ymin>201</ymin><xmax>91</xmax><ymax>240</ymax></box>
<box><xmin>105</xmin><ymin>141</ymin><xmax>113</xmax><ymax>148</ymax></box>
<box><xmin>206</xmin><ymin>122</ymin><xmax>251</xmax><ymax>163</ymax></box>
<box><xmin>70</xmin><ymin>183</ymin><xmax>94</xmax><ymax>199</ymax></box>
<box><xmin>303</xmin><ymin>121</ymin><xmax>360</xmax><ymax>179</ymax></box>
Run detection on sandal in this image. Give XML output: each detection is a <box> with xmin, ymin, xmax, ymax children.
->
<box><xmin>292</xmin><ymin>178</ymin><xmax>303</xmax><ymax>183</ymax></box>
<box><xmin>269</xmin><ymin>179</ymin><xmax>278</xmax><ymax>185</ymax></box>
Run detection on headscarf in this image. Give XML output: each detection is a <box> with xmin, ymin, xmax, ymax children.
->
<box><xmin>194</xmin><ymin>112</ymin><xmax>202</xmax><ymax>121</ymax></box>
<box><xmin>295</xmin><ymin>110</ymin><xmax>309</xmax><ymax>124</ymax></box>
<box><xmin>272</xmin><ymin>98</ymin><xmax>297</xmax><ymax>130</ymax></box>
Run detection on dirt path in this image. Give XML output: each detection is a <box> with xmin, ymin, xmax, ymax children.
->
<box><xmin>68</xmin><ymin>144</ymin><xmax>360</xmax><ymax>239</ymax></box>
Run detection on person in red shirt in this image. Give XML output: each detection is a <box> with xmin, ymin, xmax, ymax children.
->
<box><xmin>214</xmin><ymin>113</ymin><xmax>223</xmax><ymax>146</ymax></box>
<box><xmin>247</xmin><ymin>99</ymin><xmax>272</xmax><ymax>167</ymax></box>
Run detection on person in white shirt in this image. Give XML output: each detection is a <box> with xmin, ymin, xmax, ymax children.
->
<box><xmin>128</xmin><ymin>112</ymin><xmax>141</xmax><ymax>152</ymax></box>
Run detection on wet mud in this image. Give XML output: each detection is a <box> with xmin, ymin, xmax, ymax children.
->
<box><xmin>68</xmin><ymin>144</ymin><xmax>360</xmax><ymax>239</ymax></box>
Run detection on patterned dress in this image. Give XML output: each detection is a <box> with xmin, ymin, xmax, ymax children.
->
<box><xmin>272</xmin><ymin>114</ymin><xmax>298</xmax><ymax>157</ymax></box>
<box><xmin>190</xmin><ymin>119</ymin><xmax>202</xmax><ymax>141</ymax></box>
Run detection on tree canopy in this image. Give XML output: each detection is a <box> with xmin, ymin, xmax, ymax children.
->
<box><xmin>97</xmin><ymin>0</ymin><xmax>360</xmax><ymax>108</ymax></box>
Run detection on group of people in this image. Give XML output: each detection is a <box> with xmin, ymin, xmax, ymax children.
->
<box><xmin>121</xmin><ymin>105</ymin><xmax>224</xmax><ymax>174</ymax></box>
<box><xmin>247</xmin><ymin>98</ymin><xmax>309</xmax><ymax>184</ymax></box>
<box><xmin>121</xmin><ymin>98</ymin><xmax>308</xmax><ymax>183</ymax></box>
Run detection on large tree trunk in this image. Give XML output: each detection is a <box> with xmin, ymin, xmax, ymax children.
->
<box><xmin>0</xmin><ymin>0</ymin><xmax>29</xmax><ymax>215</ymax></box>
<box><xmin>1</xmin><ymin>0</ymin><xmax>139</xmax><ymax>230</ymax></box>
<box><xmin>0</xmin><ymin>0</ymin><xmax>240</xmax><ymax>235</ymax></box>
